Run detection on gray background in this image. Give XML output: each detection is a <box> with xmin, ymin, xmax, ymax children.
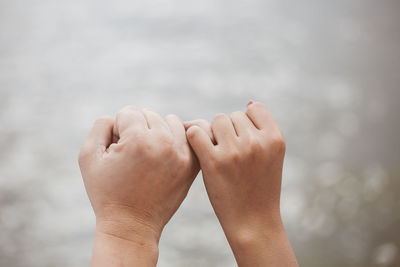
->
<box><xmin>0</xmin><ymin>0</ymin><xmax>399</xmax><ymax>266</ymax></box>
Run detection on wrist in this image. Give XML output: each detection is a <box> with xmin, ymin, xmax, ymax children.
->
<box><xmin>95</xmin><ymin>203</ymin><xmax>163</xmax><ymax>245</ymax></box>
<box><xmin>223</xmin><ymin>211</ymin><xmax>283</xmax><ymax>246</ymax></box>
<box><xmin>95</xmin><ymin>218</ymin><xmax>160</xmax><ymax>248</ymax></box>
<box><xmin>92</xmin><ymin>220</ymin><xmax>160</xmax><ymax>267</ymax></box>
<box><xmin>226</xmin><ymin>219</ymin><xmax>285</xmax><ymax>251</ymax></box>
<box><xmin>224</xmin><ymin>218</ymin><xmax>298</xmax><ymax>267</ymax></box>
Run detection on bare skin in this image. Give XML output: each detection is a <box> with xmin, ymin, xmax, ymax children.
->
<box><xmin>78</xmin><ymin>102</ymin><xmax>298</xmax><ymax>266</ymax></box>
<box><xmin>78</xmin><ymin>106</ymin><xmax>199</xmax><ymax>267</ymax></box>
<box><xmin>185</xmin><ymin>101</ymin><xmax>298</xmax><ymax>267</ymax></box>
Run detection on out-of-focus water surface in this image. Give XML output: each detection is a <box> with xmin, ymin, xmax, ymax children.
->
<box><xmin>1</xmin><ymin>0</ymin><xmax>399</xmax><ymax>266</ymax></box>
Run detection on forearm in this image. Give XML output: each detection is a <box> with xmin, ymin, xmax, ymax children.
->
<box><xmin>91</xmin><ymin>220</ymin><xmax>159</xmax><ymax>267</ymax></box>
<box><xmin>226</xmin><ymin>221</ymin><xmax>298</xmax><ymax>267</ymax></box>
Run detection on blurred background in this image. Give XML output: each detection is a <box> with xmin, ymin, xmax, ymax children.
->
<box><xmin>0</xmin><ymin>0</ymin><xmax>399</xmax><ymax>266</ymax></box>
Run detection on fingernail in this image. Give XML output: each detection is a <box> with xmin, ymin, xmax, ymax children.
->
<box><xmin>247</xmin><ymin>100</ymin><xmax>253</xmax><ymax>106</ymax></box>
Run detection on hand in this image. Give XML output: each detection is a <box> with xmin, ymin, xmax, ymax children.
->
<box><xmin>185</xmin><ymin>101</ymin><xmax>298</xmax><ymax>267</ymax></box>
<box><xmin>78</xmin><ymin>106</ymin><xmax>199</xmax><ymax>267</ymax></box>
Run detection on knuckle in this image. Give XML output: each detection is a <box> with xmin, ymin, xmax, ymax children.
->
<box><xmin>116</xmin><ymin>110</ymin><xmax>125</xmax><ymax>119</ymax></box>
<box><xmin>118</xmin><ymin>106</ymin><xmax>136</xmax><ymax>116</ymax></box>
<box><xmin>214</xmin><ymin>113</ymin><xmax>227</xmax><ymax>121</ymax></box>
<box><xmin>118</xmin><ymin>106</ymin><xmax>129</xmax><ymax>114</ymax></box>
<box><xmin>252</xmin><ymin>101</ymin><xmax>266</xmax><ymax>109</ymax></box>
<box><xmin>270</xmin><ymin>133</ymin><xmax>286</xmax><ymax>154</ymax></box>
<box><xmin>247</xmin><ymin>102</ymin><xmax>268</xmax><ymax>114</ymax></box>
<box><xmin>165</xmin><ymin>113</ymin><xmax>180</xmax><ymax>121</ymax></box>
<box><xmin>212</xmin><ymin>113</ymin><xmax>228</xmax><ymax>126</ymax></box>
<box><xmin>230</xmin><ymin>111</ymin><xmax>244</xmax><ymax>119</ymax></box>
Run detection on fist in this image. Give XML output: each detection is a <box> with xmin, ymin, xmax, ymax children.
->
<box><xmin>185</xmin><ymin>102</ymin><xmax>286</xmax><ymax>242</ymax></box>
<box><xmin>78</xmin><ymin>106</ymin><xmax>199</xmax><ymax>242</ymax></box>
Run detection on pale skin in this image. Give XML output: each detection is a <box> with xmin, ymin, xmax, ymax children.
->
<box><xmin>185</xmin><ymin>101</ymin><xmax>298</xmax><ymax>267</ymax></box>
<box><xmin>78</xmin><ymin>106</ymin><xmax>199</xmax><ymax>266</ymax></box>
<box><xmin>78</xmin><ymin>102</ymin><xmax>298</xmax><ymax>266</ymax></box>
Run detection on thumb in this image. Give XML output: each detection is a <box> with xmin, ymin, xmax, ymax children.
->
<box><xmin>184</xmin><ymin>119</ymin><xmax>215</xmax><ymax>144</ymax></box>
<box><xmin>79</xmin><ymin>116</ymin><xmax>114</xmax><ymax>165</ymax></box>
<box><xmin>186</xmin><ymin>125</ymin><xmax>214</xmax><ymax>163</ymax></box>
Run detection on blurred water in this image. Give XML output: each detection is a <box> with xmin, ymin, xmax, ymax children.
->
<box><xmin>0</xmin><ymin>0</ymin><xmax>399</xmax><ymax>266</ymax></box>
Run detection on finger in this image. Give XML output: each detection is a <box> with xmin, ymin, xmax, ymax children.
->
<box><xmin>114</xmin><ymin>106</ymin><xmax>148</xmax><ymax>139</ymax></box>
<box><xmin>184</xmin><ymin>119</ymin><xmax>215</xmax><ymax>144</ymax></box>
<box><xmin>211</xmin><ymin>113</ymin><xmax>237</xmax><ymax>145</ymax></box>
<box><xmin>142</xmin><ymin>109</ymin><xmax>169</xmax><ymax>130</ymax></box>
<box><xmin>186</xmin><ymin>125</ymin><xmax>214</xmax><ymax>163</ymax></box>
<box><xmin>80</xmin><ymin>116</ymin><xmax>114</xmax><ymax>161</ymax></box>
<box><xmin>245</xmin><ymin>101</ymin><xmax>277</xmax><ymax>130</ymax></box>
<box><xmin>165</xmin><ymin>114</ymin><xmax>186</xmax><ymax>145</ymax></box>
<box><xmin>230</xmin><ymin>111</ymin><xmax>256</xmax><ymax>137</ymax></box>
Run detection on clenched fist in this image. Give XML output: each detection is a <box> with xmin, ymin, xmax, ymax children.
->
<box><xmin>79</xmin><ymin>106</ymin><xmax>199</xmax><ymax>267</ymax></box>
<box><xmin>185</xmin><ymin>102</ymin><xmax>298</xmax><ymax>267</ymax></box>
